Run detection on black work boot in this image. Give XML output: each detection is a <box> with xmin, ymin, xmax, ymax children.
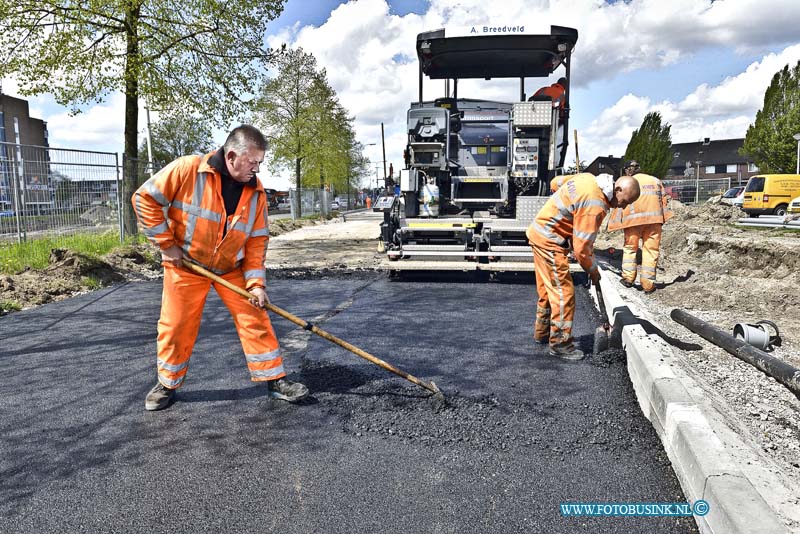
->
<box><xmin>267</xmin><ymin>378</ymin><xmax>309</xmax><ymax>403</ymax></box>
<box><xmin>620</xmin><ymin>279</ymin><xmax>634</xmax><ymax>288</ymax></box>
<box><xmin>145</xmin><ymin>382</ymin><xmax>176</xmax><ymax>411</ymax></box>
<box><xmin>549</xmin><ymin>346</ymin><xmax>585</xmax><ymax>361</ymax></box>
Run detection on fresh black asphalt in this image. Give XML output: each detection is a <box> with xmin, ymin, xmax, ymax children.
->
<box><xmin>0</xmin><ymin>273</ymin><xmax>697</xmax><ymax>533</ymax></box>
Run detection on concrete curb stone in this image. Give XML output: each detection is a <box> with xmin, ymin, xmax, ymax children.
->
<box><xmin>597</xmin><ymin>272</ymin><xmax>788</xmax><ymax>534</ymax></box>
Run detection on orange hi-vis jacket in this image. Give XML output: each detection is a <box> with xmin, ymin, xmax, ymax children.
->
<box><xmin>527</xmin><ymin>175</ymin><xmax>610</xmax><ymax>275</ymax></box>
<box><xmin>550</xmin><ymin>172</ymin><xmax>594</xmax><ymax>193</ymax></box>
<box><xmin>607</xmin><ymin>173</ymin><xmax>672</xmax><ymax>231</ymax></box>
<box><xmin>132</xmin><ymin>152</ymin><xmax>270</xmax><ymax>290</ymax></box>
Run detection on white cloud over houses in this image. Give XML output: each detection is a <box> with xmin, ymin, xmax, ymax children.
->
<box><xmin>3</xmin><ymin>0</ymin><xmax>800</xmax><ymax>184</ymax></box>
<box><xmin>264</xmin><ymin>0</ymin><xmax>800</xmax><ymax>175</ymax></box>
<box><xmin>581</xmin><ymin>43</ymin><xmax>800</xmax><ymax>160</ymax></box>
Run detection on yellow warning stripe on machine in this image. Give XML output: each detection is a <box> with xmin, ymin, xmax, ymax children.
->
<box><xmin>407</xmin><ymin>222</ymin><xmax>477</xmax><ymax>228</ymax></box>
<box><xmin>462</xmin><ymin>178</ymin><xmax>494</xmax><ymax>183</ymax></box>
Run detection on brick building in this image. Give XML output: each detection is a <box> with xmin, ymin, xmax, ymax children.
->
<box><xmin>585</xmin><ymin>137</ymin><xmax>759</xmax><ymax>185</ymax></box>
<box><xmin>667</xmin><ymin>138</ymin><xmax>758</xmax><ymax>185</ymax></box>
<box><xmin>0</xmin><ymin>92</ymin><xmax>50</xmax><ymax>214</ymax></box>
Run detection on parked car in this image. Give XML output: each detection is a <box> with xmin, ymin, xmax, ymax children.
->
<box><xmin>330</xmin><ymin>200</ymin><xmax>340</xmax><ymax>210</ymax></box>
<box><xmin>664</xmin><ymin>184</ymin><xmax>697</xmax><ymax>203</ymax></box>
<box><xmin>720</xmin><ymin>186</ymin><xmax>745</xmax><ymax>206</ymax></box>
<box><xmin>788</xmin><ymin>195</ymin><xmax>800</xmax><ymax>214</ymax></box>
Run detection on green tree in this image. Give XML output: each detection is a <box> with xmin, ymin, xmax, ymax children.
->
<box><xmin>741</xmin><ymin>62</ymin><xmax>800</xmax><ymax>173</ymax></box>
<box><xmin>623</xmin><ymin>111</ymin><xmax>673</xmax><ymax>177</ymax></box>
<box><xmin>0</xmin><ymin>0</ymin><xmax>287</xmax><ymax>235</ymax></box>
<box><xmin>253</xmin><ymin>48</ymin><xmax>362</xmax><ymax>216</ymax></box>
<box><xmin>138</xmin><ymin>115</ymin><xmax>213</xmax><ymax>167</ymax></box>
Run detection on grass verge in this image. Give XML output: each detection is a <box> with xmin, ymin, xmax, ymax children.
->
<box><xmin>0</xmin><ymin>232</ymin><xmax>149</xmax><ymax>275</ymax></box>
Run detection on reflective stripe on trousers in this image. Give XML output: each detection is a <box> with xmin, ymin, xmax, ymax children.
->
<box><xmin>531</xmin><ymin>244</ymin><xmax>576</xmax><ymax>351</ymax></box>
<box><xmin>156</xmin><ymin>264</ymin><xmax>286</xmax><ymax>389</ymax></box>
<box><xmin>621</xmin><ymin>223</ymin><xmax>662</xmax><ymax>291</ymax></box>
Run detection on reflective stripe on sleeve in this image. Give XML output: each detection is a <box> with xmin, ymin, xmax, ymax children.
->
<box><xmin>143</xmin><ymin>180</ymin><xmax>169</xmax><ymax>206</ymax></box>
<box><xmin>143</xmin><ymin>221</ymin><xmax>170</xmax><ymax>239</ymax></box>
<box><xmin>244</xmin><ymin>268</ymin><xmax>265</xmax><ymax>281</ymax></box>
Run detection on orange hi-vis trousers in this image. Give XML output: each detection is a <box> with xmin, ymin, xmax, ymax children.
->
<box><xmin>532</xmin><ymin>244</ymin><xmax>576</xmax><ymax>351</ymax></box>
<box><xmin>155</xmin><ymin>264</ymin><xmax>286</xmax><ymax>389</ymax></box>
<box><xmin>622</xmin><ymin>223</ymin><xmax>662</xmax><ymax>292</ymax></box>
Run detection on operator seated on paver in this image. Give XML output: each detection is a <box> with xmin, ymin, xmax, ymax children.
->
<box><xmin>527</xmin><ymin>173</ymin><xmax>640</xmax><ymax>361</ymax></box>
<box><xmin>133</xmin><ymin>124</ymin><xmax>309</xmax><ymax>411</ymax></box>
<box><xmin>607</xmin><ymin>160</ymin><xmax>672</xmax><ymax>294</ymax></box>
<box><xmin>530</xmin><ymin>77</ymin><xmax>567</xmax><ymax>117</ymax></box>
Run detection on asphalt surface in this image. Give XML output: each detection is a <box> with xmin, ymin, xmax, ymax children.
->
<box><xmin>0</xmin><ymin>273</ymin><xmax>697</xmax><ymax>533</ymax></box>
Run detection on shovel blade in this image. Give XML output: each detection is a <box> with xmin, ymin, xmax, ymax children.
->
<box><xmin>593</xmin><ymin>325</ymin><xmax>609</xmax><ymax>355</ymax></box>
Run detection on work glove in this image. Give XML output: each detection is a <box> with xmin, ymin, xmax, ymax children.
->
<box><xmin>248</xmin><ymin>287</ymin><xmax>270</xmax><ymax>308</ymax></box>
<box><xmin>161</xmin><ymin>245</ymin><xmax>183</xmax><ymax>267</ymax></box>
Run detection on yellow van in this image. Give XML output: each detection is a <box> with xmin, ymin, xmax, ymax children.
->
<box><xmin>742</xmin><ymin>174</ymin><xmax>800</xmax><ymax>217</ymax></box>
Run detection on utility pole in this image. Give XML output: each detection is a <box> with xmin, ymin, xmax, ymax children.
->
<box><xmin>381</xmin><ymin>122</ymin><xmax>387</xmax><ymax>187</ymax></box>
<box><xmin>694</xmin><ymin>156</ymin><xmax>702</xmax><ymax>204</ymax></box>
<box><xmin>145</xmin><ymin>104</ymin><xmax>154</xmax><ymax>178</ymax></box>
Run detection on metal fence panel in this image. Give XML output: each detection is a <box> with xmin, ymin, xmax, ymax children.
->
<box><xmin>0</xmin><ymin>143</ymin><xmax>167</xmax><ymax>246</ymax></box>
<box><xmin>662</xmin><ymin>177</ymin><xmax>743</xmax><ymax>204</ymax></box>
<box><xmin>289</xmin><ymin>188</ymin><xmax>324</xmax><ymax>219</ymax></box>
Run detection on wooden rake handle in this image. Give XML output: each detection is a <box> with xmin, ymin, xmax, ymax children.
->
<box><xmin>180</xmin><ymin>259</ymin><xmax>441</xmax><ymax>396</ymax></box>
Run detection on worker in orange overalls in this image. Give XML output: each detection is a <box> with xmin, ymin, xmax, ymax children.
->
<box><xmin>531</xmin><ymin>77</ymin><xmax>567</xmax><ymax>117</ymax></box>
<box><xmin>366</xmin><ymin>196</ymin><xmax>372</xmax><ymax>209</ymax></box>
<box><xmin>549</xmin><ymin>172</ymin><xmax>594</xmax><ymax>193</ymax></box>
<box><xmin>527</xmin><ymin>173</ymin><xmax>640</xmax><ymax>360</ymax></box>
<box><xmin>607</xmin><ymin>160</ymin><xmax>673</xmax><ymax>293</ymax></box>
<box><xmin>133</xmin><ymin>125</ymin><xmax>308</xmax><ymax>411</ymax></box>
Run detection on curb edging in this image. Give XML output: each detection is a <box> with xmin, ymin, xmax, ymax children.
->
<box><xmin>597</xmin><ymin>274</ymin><xmax>787</xmax><ymax>534</ymax></box>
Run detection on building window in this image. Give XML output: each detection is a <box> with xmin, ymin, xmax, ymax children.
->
<box><xmin>727</xmin><ymin>164</ymin><xmax>737</xmax><ymax>173</ymax></box>
<box><xmin>705</xmin><ymin>165</ymin><xmax>716</xmax><ymax>174</ymax></box>
<box><xmin>0</xmin><ymin>111</ymin><xmax>5</xmax><ymax>143</ymax></box>
<box><xmin>748</xmin><ymin>163</ymin><xmax>759</xmax><ymax>172</ymax></box>
<box><xmin>599</xmin><ymin>162</ymin><xmax>605</xmax><ymax>169</ymax></box>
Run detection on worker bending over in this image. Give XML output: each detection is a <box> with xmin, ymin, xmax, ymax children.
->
<box><xmin>607</xmin><ymin>160</ymin><xmax>672</xmax><ymax>293</ymax></box>
<box><xmin>527</xmin><ymin>173</ymin><xmax>640</xmax><ymax>361</ymax></box>
<box><xmin>133</xmin><ymin>124</ymin><xmax>309</xmax><ymax>411</ymax></box>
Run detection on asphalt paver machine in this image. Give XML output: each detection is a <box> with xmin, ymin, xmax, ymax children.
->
<box><xmin>377</xmin><ymin>26</ymin><xmax>578</xmax><ymax>272</ymax></box>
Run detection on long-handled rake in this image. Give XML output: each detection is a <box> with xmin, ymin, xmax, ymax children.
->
<box><xmin>182</xmin><ymin>259</ymin><xmax>444</xmax><ymax>401</ymax></box>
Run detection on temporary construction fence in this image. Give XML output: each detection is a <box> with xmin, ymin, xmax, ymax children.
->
<box><xmin>0</xmin><ymin>142</ymin><xmax>123</xmax><ymax>245</ymax></box>
<box><xmin>288</xmin><ymin>188</ymin><xmax>333</xmax><ymax>218</ymax></box>
<box><xmin>0</xmin><ymin>142</ymin><xmax>164</xmax><ymax>246</ymax></box>
<box><xmin>662</xmin><ymin>176</ymin><xmax>748</xmax><ymax>204</ymax></box>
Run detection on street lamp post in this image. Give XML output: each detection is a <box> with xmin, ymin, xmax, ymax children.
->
<box><xmin>794</xmin><ymin>133</ymin><xmax>800</xmax><ymax>174</ymax></box>
<box><xmin>694</xmin><ymin>150</ymin><xmax>703</xmax><ymax>204</ymax></box>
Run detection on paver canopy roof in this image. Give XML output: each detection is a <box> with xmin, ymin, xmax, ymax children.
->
<box><xmin>416</xmin><ymin>26</ymin><xmax>578</xmax><ymax>80</ymax></box>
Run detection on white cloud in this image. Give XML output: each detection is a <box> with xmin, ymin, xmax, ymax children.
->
<box><xmin>265</xmin><ymin>0</ymin><xmax>800</xmax><ymax>172</ymax></box>
<box><xmin>5</xmin><ymin>0</ymin><xmax>800</xmax><ymax>181</ymax></box>
<box><xmin>581</xmin><ymin>43</ymin><xmax>800</xmax><ymax>160</ymax></box>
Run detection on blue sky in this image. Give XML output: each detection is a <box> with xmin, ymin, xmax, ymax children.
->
<box><xmin>4</xmin><ymin>0</ymin><xmax>800</xmax><ymax>189</ymax></box>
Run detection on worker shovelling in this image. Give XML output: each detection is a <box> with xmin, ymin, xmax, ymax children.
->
<box><xmin>133</xmin><ymin>124</ymin><xmax>309</xmax><ymax>412</ymax></box>
<box><xmin>529</xmin><ymin>173</ymin><xmax>640</xmax><ymax>361</ymax></box>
